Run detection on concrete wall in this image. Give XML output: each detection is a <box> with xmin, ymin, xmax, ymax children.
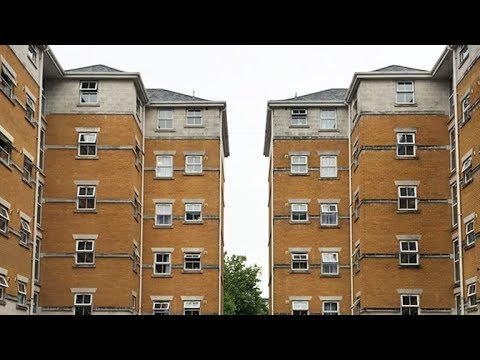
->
<box><xmin>0</xmin><ymin>298</ymin><xmax>30</xmax><ymax>315</ymax></box>
<box><xmin>272</xmin><ymin>106</ymin><xmax>348</xmax><ymax>138</ymax></box>
<box><xmin>145</xmin><ymin>106</ymin><xmax>221</xmax><ymax>138</ymax></box>
<box><xmin>456</xmin><ymin>45</ymin><xmax>480</xmax><ymax>83</ymax></box>
<box><xmin>9</xmin><ymin>45</ymin><xmax>42</xmax><ymax>86</ymax></box>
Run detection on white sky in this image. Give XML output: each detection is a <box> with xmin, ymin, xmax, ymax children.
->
<box><xmin>50</xmin><ymin>45</ymin><xmax>445</xmax><ymax>297</ymax></box>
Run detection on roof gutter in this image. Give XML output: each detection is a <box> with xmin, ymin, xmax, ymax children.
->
<box><xmin>267</xmin><ymin>101</ymin><xmax>346</xmax><ymax>107</ymax></box>
<box><xmin>147</xmin><ymin>101</ymin><xmax>227</xmax><ymax>107</ymax></box>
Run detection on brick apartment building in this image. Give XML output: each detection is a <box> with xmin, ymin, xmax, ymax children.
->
<box><xmin>0</xmin><ymin>45</ymin><xmax>229</xmax><ymax>315</ymax></box>
<box><xmin>264</xmin><ymin>45</ymin><xmax>480</xmax><ymax>315</ymax></box>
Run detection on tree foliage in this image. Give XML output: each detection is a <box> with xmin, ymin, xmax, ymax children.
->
<box><xmin>223</xmin><ymin>254</ymin><xmax>268</xmax><ymax>315</ymax></box>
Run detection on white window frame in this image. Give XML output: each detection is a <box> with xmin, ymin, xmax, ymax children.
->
<box><xmin>153</xmin><ymin>300</ymin><xmax>170</xmax><ymax>315</ymax></box>
<box><xmin>353</xmin><ymin>245</ymin><xmax>361</xmax><ymax>272</ymax></box>
<box><xmin>155</xmin><ymin>203</ymin><xmax>172</xmax><ymax>226</ymax></box>
<box><xmin>462</xmin><ymin>156</ymin><xmax>473</xmax><ymax>184</ymax></box>
<box><xmin>396</xmin><ymin>133</ymin><xmax>416</xmax><ymax>157</ymax></box>
<box><xmin>154</xmin><ymin>252</ymin><xmax>171</xmax><ymax>275</ymax></box>
<box><xmin>25</xmin><ymin>94</ymin><xmax>35</xmax><ymax>122</ymax></box>
<box><xmin>321</xmin><ymin>252</ymin><xmax>339</xmax><ymax>275</ymax></box>
<box><xmin>185</xmin><ymin>203</ymin><xmax>202</xmax><ymax>222</ymax></box>
<box><xmin>399</xmin><ymin>240</ymin><xmax>419</xmax><ymax>266</ymax></box>
<box><xmin>0</xmin><ymin>205</ymin><xmax>10</xmax><ymax>235</ymax></box>
<box><xmin>320</xmin><ymin>204</ymin><xmax>338</xmax><ymax>226</ymax></box>
<box><xmin>0</xmin><ymin>133</ymin><xmax>12</xmax><ymax>165</ymax></box>
<box><xmin>156</xmin><ymin>155</ymin><xmax>173</xmax><ymax>178</ymax></box>
<box><xmin>134</xmin><ymin>141</ymin><xmax>141</xmax><ymax>167</ymax></box>
<box><xmin>291</xmin><ymin>300</ymin><xmax>308</xmax><ymax>315</ymax></box>
<box><xmin>396</xmin><ymin>81</ymin><xmax>415</xmax><ymax>104</ymax></box>
<box><xmin>27</xmin><ymin>45</ymin><xmax>37</xmax><ymax>64</ymax></box>
<box><xmin>466</xmin><ymin>220</ymin><xmax>475</xmax><ymax>246</ymax></box>
<box><xmin>449</xmin><ymin>128</ymin><xmax>456</xmax><ymax>171</ymax></box>
<box><xmin>184</xmin><ymin>252</ymin><xmax>201</xmax><ymax>271</ymax></box>
<box><xmin>290</xmin><ymin>155</ymin><xmax>308</xmax><ymax>174</ymax></box>
<box><xmin>185</xmin><ymin>155</ymin><xmax>203</xmax><ymax>174</ymax></box>
<box><xmin>320</xmin><ymin>108</ymin><xmax>337</xmax><ymax>130</ymax></box>
<box><xmin>158</xmin><ymin>109</ymin><xmax>174</xmax><ymax>130</ymax></box>
<box><xmin>291</xmin><ymin>253</ymin><xmax>309</xmax><ymax>271</ymax></box>
<box><xmin>184</xmin><ymin>300</ymin><xmax>201</xmax><ymax>315</ymax></box>
<box><xmin>37</xmin><ymin>183</ymin><xmax>43</xmax><ymax>226</ymax></box>
<box><xmin>291</xmin><ymin>109</ymin><xmax>307</xmax><ymax>126</ymax></box>
<box><xmin>462</xmin><ymin>94</ymin><xmax>471</xmax><ymax>123</ymax></box>
<box><xmin>320</xmin><ymin>156</ymin><xmax>337</xmax><ymax>178</ymax></box>
<box><xmin>322</xmin><ymin>301</ymin><xmax>339</xmax><ymax>315</ymax></box>
<box><xmin>0</xmin><ymin>274</ymin><xmax>8</xmax><ymax>302</ymax></box>
<box><xmin>1</xmin><ymin>64</ymin><xmax>15</xmax><ymax>99</ymax></box>
<box><xmin>39</xmin><ymin>128</ymin><xmax>45</xmax><ymax>170</ymax></box>
<box><xmin>459</xmin><ymin>45</ymin><xmax>469</xmax><ymax>64</ymax></box>
<box><xmin>352</xmin><ymin>140</ymin><xmax>359</xmax><ymax>168</ymax></box>
<box><xmin>133</xmin><ymin>244</ymin><xmax>140</xmax><ymax>270</ymax></box>
<box><xmin>291</xmin><ymin>203</ymin><xmax>308</xmax><ymax>222</ymax></box>
<box><xmin>453</xmin><ymin>239</ymin><xmax>460</xmax><ymax>283</ymax></box>
<box><xmin>75</xmin><ymin>239</ymin><xmax>95</xmax><ymax>265</ymax></box>
<box><xmin>79</xmin><ymin>81</ymin><xmax>98</xmax><ymax>104</ymax></box>
<box><xmin>398</xmin><ymin>186</ymin><xmax>417</xmax><ymax>211</ymax></box>
<box><xmin>136</xmin><ymin>98</ymin><xmax>142</xmax><ymax>122</ymax></box>
<box><xmin>76</xmin><ymin>185</ymin><xmax>96</xmax><ymax>210</ymax></box>
<box><xmin>78</xmin><ymin>133</ymin><xmax>97</xmax><ymax>157</ymax></box>
<box><xmin>74</xmin><ymin>293</ymin><xmax>92</xmax><ymax>315</ymax></box>
<box><xmin>34</xmin><ymin>237</ymin><xmax>41</xmax><ymax>281</ymax></box>
<box><xmin>401</xmin><ymin>294</ymin><xmax>419</xmax><ymax>315</ymax></box>
<box><xmin>186</xmin><ymin>109</ymin><xmax>203</xmax><ymax>126</ymax></box>
<box><xmin>20</xmin><ymin>218</ymin><xmax>31</xmax><ymax>246</ymax></box>
<box><xmin>17</xmin><ymin>282</ymin><xmax>27</xmax><ymax>306</ymax></box>
<box><xmin>133</xmin><ymin>193</ymin><xmax>141</xmax><ymax>219</ymax></box>
<box><xmin>452</xmin><ymin>183</ymin><xmax>458</xmax><ymax>226</ymax></box>
<box><xmin>448</xmin><ymin>77</ymin><xmax>455</xmax><ymax>118</ymax></box>
<box><xmin>467</xmin><ymin>284</ymin><xmax>477</xmax><ymax>308</ymax></box>
<box><xmin>23</xmin><ymin>155</ymin><xmax>33</xmax><ymax>182</ymax></box>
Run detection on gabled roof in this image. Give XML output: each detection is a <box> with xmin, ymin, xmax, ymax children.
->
<box><xmin>147</xmin><ymin>88</ymin><xmax>208</xmax><ymax>102</ymax></box>
<box><xmin>373</xmin><ymin>65</ymin><xmax>426</xmax><ymax>72</ymax></box>
<box><xmin>66</xmin><ymin>64</ymin><xmax>124</xmax><ymax>73</ymax></box>
<box><xmin>279</xmin><ymin>88</ymin><xmax>348</xmax><ymax>102</ymax></box>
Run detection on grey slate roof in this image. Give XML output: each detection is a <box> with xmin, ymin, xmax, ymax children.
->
<box><xmin>147</xmin><ymin>88</ymin><xmax>208</xmax><ymax>102</ymax></box>
<box><xmin>280</xmin><ymin>88</ymin><xmax>348</xmax><ymax>102</ymax></box>
<box><xmin>66</xmin><ymin>64</ymin><xmax>124</xmax><ymax>73</ymax></box>
<box><xmin>373</xmin><ymin>65</ymin><xmax>426</xmax><ymax>72</ymax></box>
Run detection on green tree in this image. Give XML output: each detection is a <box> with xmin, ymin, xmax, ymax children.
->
<box><xmin>223</xmin><ymin>254</ymin><xmax>268</xmax><ymax>315</ymax></box>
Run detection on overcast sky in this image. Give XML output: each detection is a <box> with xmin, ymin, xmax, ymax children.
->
<box><xmin>51</xmin><ymin>45</ymin><xmax>445</xmax><ymax>297</ymax></box>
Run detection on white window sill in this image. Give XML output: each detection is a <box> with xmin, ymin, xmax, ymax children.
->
<box><xmin>318</xmin><ymin>129</ymin><xmax>339</xmax><ymax>132</ymax></box>
<box><xmin>73</xmin><ymin>264</ymin><xmax>96</xmax><ymax>268</ymax></box>
<box><xmin>289</xmin><ymin>125</ymin><xmax>309</xmax><ymax>128</ymax></box>
<box><xmin>183</xmin><ymin>221</ymin><xmax>204</xmax><ymax>225</ymax></box>
<box><xmin>396</xmin><ymin>209</ymin><xmax>420</xmax><ymax>214</ymax></box>
<box><xmin>74</xmin><ymin>209</ymin><xmax>98</xmax><ymax>214</ymax></box>
<box><xmin>290</xmin><ymin>270</ymin><xmax>310</xmax><ymax>274</ymax></box>
<box><xmin>75</xmin><ymin>156</ymin><xmax>99</xmax><ymax>160</ymax></box>
<box><xmin>77</xmin><ymin>103</ymin><xmax>100</xmax><ymax>107</ymax></box>
<box><xmin>0</xmin><ymin>159</ymin><xmax>13</xmax><ymax>171</ymax></box>
<box><xmin>395</xmin><ymin>103</ymin><xmax>417</xmax><ymax>107</ymax></box>
<box><xmin>396</xmin><ymin>156</ymin><xmax>418</xmax><ymax>160</ymax></box>
<box><xmin>319</xmin><ymin>176</ymin><xmax>339</xmax><ymax>180</ymax></box>
<box><xmin>320</xmin><ymin>224</ymin><xmax>340</xmax><ymax>229</ymax></box>
<box><xmin>153</xmin><ymin>225</ymin><xmax>173</xmax><ymax>229</ymax></box>
<box><xmin>182</xmin><ymin>270</ymin><xmax>203</xmax><ymax>274</ymax></box>
<box><xmin>184</xmin><ymin>125</ymin><xmax>205</xmax><ymax>128</ymax></box>
<box><xmin>152</xmin><ymin>274</ymin><xmax>172</xmax><ymax>278</ymax></box>
<box><xmin>154</xmin><ymin>176</ymin><xmax>175</xmax><ymax>180</ymax></box>
<box><xmin>155</xmin><ymin>129</ymin><xmax>175</xmax><ymax>132</ymax></box>
<box><xmin>289</xmin><ymin>173</ymin><xmax>309</xmax><ymax>176</ymax></box>
<box><xmin>183</xmin><ymin>173</ymin><xmax>204</xmax><ymax>176</ymax></box>
<box><xmin>320</xmin><ymin>274</ymin><xmax>340</xmax><ymax>278</ymax></box>
<box><xmin>19</xmin><ymin>241</ymin><xmax>30</xmax><ymax>250</ymax></box>
<box><xmin>289</xmin><ymin>220</ymin><xmax>311</xmax><ymax>225</ymax></box>
<box><xmin>16</xmin><ymin>304</ymin><xmax>28</xmax><ymax>311</ymax></box>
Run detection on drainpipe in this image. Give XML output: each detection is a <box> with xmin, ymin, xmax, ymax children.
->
<box><xmin>29</xmin><ymin>49</ymin><xmax>45</xmax><ymax>314</ymax></box>
<box><xmin>138</xmin><ymin>103</ymin><xmax>146</xmax><ymax>315</ymax></box>
<box><xmin>269</xmin><ymin>107</ymin><xmax>274</xmax><ymax>314</ymax></box>
<box><xmin>219</xmin><ymin>107</ymin><xmax>226</xmax><ymax>315</ymax></box>
<box><xmin>450</xmin><ymin>46</ymin><xmax>465</xmax><ymax>314</ymax></box>
<box><xmin>347</xmin><ymin>102</ymin><xmax>354</xmax><ymax>315</ymax></box>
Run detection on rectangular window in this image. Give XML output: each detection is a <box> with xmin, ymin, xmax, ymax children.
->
<box><xmin>396</xmin><ymin>81</ymin><xmax>414</xmax><ymax>104</ymax></box>
<box><xmin>136</xmin><ymin>98</ymin><xmax>142</xmax><ymax>122</ymax></box>
<box><xmin>154</xmin><ymin>253</ymin><xmax>171</xmax><ymax>275</ymax></box>
<box><xmin>37</xmin><ymin>183</ymin><xmax>43</xmax><ymax>226</ymax></box>
<box><xmin>184</xmin><ymin>300</ymin><xmax>201</xmax><ymax>315</ymax></box>
<box><xmin>155</xmin><ymin>203</ymin><xmax>172</xmax><ymax>226</ymax></box>
<box><xmin>133</xmin><ymin>244</ymin><xmax>140</xmax><ymax>270</ymax></box>
<box><xmin>23</xmin><ymin>156</ymin><xmax>33</xmax><ymax>182</ymax></box>
<box><xmin>185</xmin><ymin>155</ymin><xmax>202</xmax><ymax>174</ymax></box>
<box><xmin>133</xmin><ymin>193</ymin><xmax>141</xmax><ymax>219</ymax></box>
<box><xmin>291</xmin><ymin>203</ymin><xmax>308</xmax><ymax>222</ymax></box>
<box><xmin>185</xmin><ymin>203</ymin><xmax>202</xmax><ymax>222</ymax></box>
<box><xmin>135</xmin><ymin>142</ymin><xmax>141</xmax><ymax>167</ymax></box>
<box><xmin>156</xmin><ymin>155</ymin><xmax>173</xmax><ymax>178</ymax></box>
<box><xmin>0</xmin><ymin>205</ymin><xmax>9</xmax><ymax>235</ymax></box>
<box><xmin>320</xmin><ymin>204</ymin><xmax>338</xmax><ymax>226</ymax></box>
<box><xmin>455</xmin><ymin>294</ymin><xmax>462</xmax><ymax>315</ymax></box>
<box><xmin>396</xmin><ymin>133</ymin><xmax>415</xmax><ymax>157</ymax></box>
<box><xmin>291</xmin><ymin>253</ymin><xmax>308</xmax><ymax>270</ymax></box>
<box><xmin>398</xmin><ymin>186</ymin><xmax>417</xmax><ymax>211</ymax></box>
<box><xmin>39</xmin><ymin>128</ymin><xmax>45</xmax><ymax>170</ymax></box>
<box><xmin>462</xmin><ymin>156</ymin><xmax>473</xmax><ymax>184</ymax></box>
<box><xmin>28</xmin><ymin>45</ymin><xmax>37</xmax><ymax>64</ymax></box>
<box><xmin>354</xmin><ymin>193</ymin><xmax>360</xmax><ymax>220</ymax></box>
<box><xmin>448</xmin><ymin>77</ymin><xmax>454</xmax><ymax>118</ymax></box>
<box><xmin>453</xmin><ymin>239</ymin><xmax>460</xmax><ymax>283</ymax></box>
<box><xmin>184</xmin><ymin>252</ymin><xmax>201</xmax><ymax>270</ymax></box>
<box><xmin>459</xmin><ymin>45</ymin><xmax>469</xmax><ymax>64</ymax></box>
<box><xmin>153</xmin><ymin>301</ymin><xmax>170</xmax><ymax>315</ymax></box>
<box><xmin>353</xmin><ymin>297</ymin><xmax>361</xmax><ymax>315</ymax></box>
<box><xmin>77</xmin><ymin>185</ymin><xmax>96</xmax><ymax>210</ymax></box>
<box><xmin>0</xmin><ymin>133</ymin><xmax>12</xmax><ymax>165</ymax></box>
<box><xmin>34</xmin><ymin>237</ymin><xmax>41</xmax><ymax>281</ymax></box>
<box><xmin>399</xmin><ymin>240</ymin><xmax>419</xmax><ymax>266</ymax></box>
<box><xmin>20</xmin><ymin>218</ymin><xmax>31</xmax><ymax>246</ymax></box>
<box><xmin>320</xmin><ymin>156</ymin><xmax>337</xmax><ymax>178</ymax></box>
<box><xmin>186</xmin><ymin>109</ymin><xmax>203</xmax><ymax>126</ymax></box>
<box><xmin>321</xmin><ymin>252</ymin><xmax>339</xmax><ymax>275</ymax></box>
<box><xmin>78</xmin><ymin>133</ymin><xmax>97</xmax><ymax>156</ymax></box>
<box><xmin>74</xmin><ymin>293</ymin><xmax>92</xmax><ymax>315</ymax></box>
<box><xmin>1</xmin><ymin>64</ymin><xmax>15</xmax><ymax>99</ymax></box>
<box><xmin>291</xmin><ymin>109</ymin><xmax>307</xmax><ymax>126</ymax></box>
<box><xmin>401</xmin><ymin>295</ymin><xmax>419</xmax><ymax>315</ymax></box>
<box><xmin>291</xmin><ymin>300</ymin><xmax>308</xmax><ymax>315</ymax></box>
<box><xmin>449</xmin><ymin>128</ymin><xmax>456</xmax><ymax>172</ymax></box>
<box><xmin>352</xmin><ymin>140</ymin><xmax>359</xmax><ymax>168</ymax></box>
<box><xmin>79</xmin><ymin>81</ymin><xmax>98</xmax><ymax>104</ymax></box>
<box><xmin>17</xmin><ymin>282</ymin><xmax>27</xmax><ymax>306</ymax></box>
<box><xmin>353</xmin><ymin>245</ymin><xmax>360</xmax><ymax>272</ymax></box>
<box><xmin>25</xmin><ymin>95</ymin><xmax>35</xmax><ymax>122</ymax></box>
<box><xmin>320</xmin><ymin>109</ymin><xmax>336</xmax><ymax>129</ymax></box>
<box><xmin>158</xmin><ymin>109</ymin><xmax>173</xmax><ymax>129</ymax></box>
<box><xmin>466</xmin><ymin>220</ymin><xmax>475</xmax><ymax>246</ymax></box>
<box><xmin>322</xmin><ymin>301</ymin><xmax>339</xmax><ymax>315</ymax></box>
<box><xmin>462</xmin><ymin>94</ymin><xmax>471</xmax><ymax>123</ymax></box>
<box><xmin>291</xmin><ymin>155</ymin><xmax>308</xmax><ymax>174</ymax></box>
<box><xmin>452</xmin><ymin>183</ymin><xmax>458</xmax><ymax>226</ymax></box>
<box><xmin>467</xmin><ymin>284</ymin><xmax>476</xmax><ymax>308</ymax></box>
<box><xmin>76</xmin><ymin>240</ymin><xmax>95</xmax><ymax>264</ymax></box>
<box><xmin>0</xmin><ymin>274</ymin><xmax>8</xmax><ymax>301</ymax></box>
<box><xmin>32</xmin><ymin>292</ymin><xmax>39</xmax><ymax>314</ymax></box>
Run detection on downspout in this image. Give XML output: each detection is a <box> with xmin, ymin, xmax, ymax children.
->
<box><xmin>347</xmin><ymin>102</ymin><xmax>354</xmax><ymax>315</ymax></box>
<box><xmin>269</xmin><ymin>107</ymin><xmax>274</xmax><ymax>314</ymax></box>
<box><xmin>219</xmin><ymin>108</ymin><xmax>226</xmax><ymax>315</ymax></box>
<box><xmin>138</xmin><ymin>102</ymin><xmax>146</xmax><ymax>315</ymax></box>
<box><xmin>450</xmin><ymin>46</ymin><xmax>465</xmax><ymax>314</ymax></box>
<box><xmin>30</xmin><ymin>49</ymin><xmax>44</xmax><ymax>314</ymax></box>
